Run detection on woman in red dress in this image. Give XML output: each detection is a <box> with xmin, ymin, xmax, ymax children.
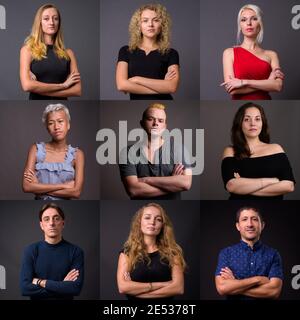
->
<box><xmin>221</xmin><ymin>4</ymin><xmax>284</xmax><ymax>100</ymax></box>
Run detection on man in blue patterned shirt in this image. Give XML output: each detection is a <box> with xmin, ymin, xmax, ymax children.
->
<box><xmin>215</xmin><ymin>206</ymin><xmax>283</xmax><ymax>299</ymax></box>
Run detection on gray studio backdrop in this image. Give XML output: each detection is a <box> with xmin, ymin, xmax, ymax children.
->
<box><xmin>100</xmin><ymin>0</ymin><xmax>200</xmax><ymax>100</ymax></box>
<box><xmin>0</xmin><ymin>0</ymin><xmax>99</xmax><ymax>100</ymax></box>
<box><xmin>0</xmin><ymin>101</ymin><xmax>100</xmax><ymax>200</ymax></box>
<box><xmin>200</xmin><ymin>201</ymin><xmax>300</xmax><ymax>300</ymax></box>
<box><xmin>200</xmin><ymin>100</ymin><xmax>300</xmax><ymax>200</ymax></box>
<box><xmin>100</xmin><ymin>200</ymin><xmax>200</xmax><ymax>300</ymax></box>
<box><xmin>99</xmin><ymin>100</ymin><xmax>201</xmax><ymax>200</ymax></box>
<box><xmin>200</xmin><ymin>0</ymin><xmax>300</xmax><ymax>99</ymax></box>
<box><xmin>0</xmin><ymin>201</ymin><xmax>100</xmax><ymax>300</ymax></box>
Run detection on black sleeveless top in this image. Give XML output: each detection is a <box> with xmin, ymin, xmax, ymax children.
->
<box><xmin>29</xmin><ymin>45</ymin><xmax>70</xmax><ymax>100</ymax></box>
<box><xmin>124</xmin><ymin>251</ymin><xmax>173</xmax><ymax>300</ymax></box>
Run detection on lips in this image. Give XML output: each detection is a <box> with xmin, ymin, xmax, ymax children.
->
<box><xmin>246</xmin><ymin>28</ymin><xmax>253</xmax><ymax>32</ymax></box>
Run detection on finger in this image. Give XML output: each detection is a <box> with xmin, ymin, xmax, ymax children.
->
<box><xmin>220</xmin><ymin>82</ymin><xmax>226</xmax><ymax>87</ymax></box>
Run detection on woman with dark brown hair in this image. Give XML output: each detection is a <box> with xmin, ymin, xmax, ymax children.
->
<box><xmin>221</xmin><ymin>102</ymin><xmax>295</xmax><ymax>199</ymax></box>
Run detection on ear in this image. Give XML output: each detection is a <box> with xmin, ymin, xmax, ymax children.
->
<box><xmin>67</xmin><ymin>122</ymin><xmax>70</xmax><ymax>130</ymax></box>
<box><xmin>40</xmin><ymin>221</ymin><xmax>44</xmax><ymax>232</ymax></box>
<box><xmin>235</xmin><ymin>222</ymin><xmax>240</xmax><ymax>232</ymax></box>
<box><xmin>261</xmin><ymin>221</ymin><xmax>265</xmax><ymax>231</ymax></box>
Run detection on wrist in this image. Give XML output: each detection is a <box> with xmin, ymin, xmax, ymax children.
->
<box><xmin>148</xmin><ymin>282</ymin><xmax>153</xmax><ymax>292</ymax></box>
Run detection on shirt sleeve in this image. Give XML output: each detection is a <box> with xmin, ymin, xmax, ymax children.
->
<box><xmin>45</xmin><ymin>247</ymin><xmax>84</xmax><ymax>296</ymax></box>
<box><xmin>278</xmin><ymin>153</ymin><xmax>296</xmax><ymax>183</ymax></box>
<box><xmin>268</xmin><ymin>250</ymin><xmax>284</xmax><ymax>280</ymax></box>
<box><xmin>167</xmin><ymin>48</ymin><xmax>179</xmax><ymax>67</ymax></box>
<box><xmin>20</xmin><ymin>245</ymin><xmax>53</xmax><ymax>298</ymax></box>
<box><xmin>119</xmin><ymin>146</ymin><xmax>138</xmax><ymax>178</ymax></box>
<box><xmin>118</xmin><ymin>45</ymin><xmax>129</xmax><ymax>63</ymax></box>
<box><xmin>215</xmin><ymin>248</ymin><xmax>229</xmax><ymax>276</ymax></box>
<box><xmin>221</xmin><ymin>157</ymin><xmax>237</xmax><ymax>189</ymax></box>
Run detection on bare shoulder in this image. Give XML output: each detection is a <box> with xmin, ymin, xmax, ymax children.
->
<box><xmin>268</xmin><ymin>143</ymin><xmax>284</xmax><ymax>154</ymax></box>
<box><xmin>29</xmin><ymin>143</ymin><xmax>37</xmax><ymax>153</ymax></box>
<box><xmin>223</xmin><ymin>47</ymin><xmax>233</xmax><ymax>58</ymax></box>
<box><xmin>223</xmin><ymin>146</ymin><xmax>234</xmax><ymax>158</ymax></box>
<box><xmin>264</xmin><ymin>49</ymin><xmax>279</xmax><ymax>60</ymax></box>
<box><xmin>20</xmin><ymin>45</ymin><xmax>32</xmax><ymax>58</ymax></box>
<box><xmin>66</xmin><ymin>48</ymin><xmax>76</xmax><ymax>59</ymax></box>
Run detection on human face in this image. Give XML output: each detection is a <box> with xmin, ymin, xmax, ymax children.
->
<box><xmin>40</xmin><ymin>208</ymin><xmax>64</xmax><ymax>242</ymax></box>
<box><xmin>41</xmin><ymin>8</ymin><xmax>59</xmax><ymax>36</ymax></box>
<box><xmin>46</xmin><ymin>110</ymin><xmax>70</xmax><ymax>141</ymax></box>
<box><xmin>140</xmin><ymin>206</ymin><xmax>163</xmax><ymax>237</ymax></box>
<box><xmin>140</xmin><ymin>9</ymin><xmax>162</xmax><ymax>39</ymax></box>
<box><xmin>142</xmin><ymin>108</ymin><xmax>166</xmax><ymax>138</ymax></box>
<box><xmin>240</xmin><ymin>9</ymin><xmax>260</xmax><ymax>38</ymax></box>
<box><xmin>236</xmin><ymin>209</ymin><xmax>264</xmax><ymax>243</ymax></box>
<box><xmin>241</xmin><ymin>107</ymin><xmax>262</xmax><ymax>139</ymax></box>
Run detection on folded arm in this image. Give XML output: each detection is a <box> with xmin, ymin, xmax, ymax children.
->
<box><xmin>242</xmin><ymin>278</ymin><xmax>282</xmax><ymax>299</ymax></box>
<box><xmin>20</xmin><ymin>46</ymin><xmax>81</xmax><ymax>97</ymax></box>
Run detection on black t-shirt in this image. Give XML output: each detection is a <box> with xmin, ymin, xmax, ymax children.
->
<box><xmin>119</xmin><ymin>140</ymin><xmax>191</xmax><ymax>200</ymax></box>
<box><xmin>117</xmin><ymin>45</ymin><xmax>179</xmax><ymax>100</ymax></box>
<box><xmin>30</xmin><ymin>45</ymin><xmax>70</xmax><ymax>100</ymax></box>
<box><xmin>221</xmin><ymin>153</ymin><xmax>295</xmax><ymax>200</ymax></box>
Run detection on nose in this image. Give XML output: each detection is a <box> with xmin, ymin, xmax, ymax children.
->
<box><xmin>247</xmin><ymin>19</ymin><xmax>252</xmax><ymax>26</ymax></box>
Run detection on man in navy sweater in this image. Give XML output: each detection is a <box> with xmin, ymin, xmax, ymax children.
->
<box><xmin>20</xmin><ymin>203</ymin><xmax>84</xmax><ymax>299</ymax></box>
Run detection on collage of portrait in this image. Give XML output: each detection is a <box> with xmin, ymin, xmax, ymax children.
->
<box><xmin>1</xmin><ymin>0</ymin><xmax>300</xmax><ymax>316</ymax></box>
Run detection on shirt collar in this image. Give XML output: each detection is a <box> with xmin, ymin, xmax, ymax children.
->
<box><xmin>240</xmin><ymin>239</ymin><xmax>262</xmax><ymax>251</ymax></box>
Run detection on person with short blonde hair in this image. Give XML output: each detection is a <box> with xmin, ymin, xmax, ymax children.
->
<box><xmin>221</xmin><ymin>4</ymin><xmax>284</xmax><ymax>100</ymax></box>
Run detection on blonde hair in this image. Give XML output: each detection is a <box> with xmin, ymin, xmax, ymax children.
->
<box><xmin>123</xmin><ymin>203</ymin><xmax>186</xmax><ymax>272</ymax></box>
<box><xmin>142</xmin><ymin>103</ymin><xmax>166</xmax><ymax>121</ymax></box>
<box><xmin>128</xmin><ymin>4</ymin><xmax>171</xmax><ymax>54</ymax></box>
<box><xmin>42</xmin><ymin>103</ymin><xmax>71</xmax><ymax>124</ymax></box>
<box><xmin>237</xmin><ymin>4</ymin><xmax>264</xmax><ymax>44</ymax></box>
<box><xmin>24</xmin><ymin>4</ymin><xmax>70</xmax><ymax>61</ymax></box>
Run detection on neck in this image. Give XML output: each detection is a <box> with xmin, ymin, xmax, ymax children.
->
<box><xmin>141</xmin><ymin>37</ymin><xmax>157</xmax><ymax>50</ymax></box>
<box><xmin>45</xmin><ymin>235</ymin><xmax>62</xmax><ymax>245</ymax></box>
<box><xmin>246</xmin><ymin>137</ymin><xmax>262</xmax><ymax>150</ymax></box>
<box><xmin>241</xmin><ymin>37</ymin><xmax>259</xmax><ymax>50</ymax></box>
<box><xmin>242</xmin><ymin>237</ymin><xmax>259</xmax><ymax>248</ymax></box>
<box><xmin>144</xmin><ymin>235</ymin><xmax>157</xmax><ymax>252</ymax></box>
<box><xmin>44</xmin><ymin>34</ymin><xmax>54</xmax><ymax>45</ymax></box>
<box><xmin>49</xmin><ymin>139</ymin><xmax>68</xmax><ymax>151</ymax></box>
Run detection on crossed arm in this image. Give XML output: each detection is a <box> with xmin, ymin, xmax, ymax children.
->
<box><xmin>117</xmin><ymin>253</ymin><xmax>184</xmax><ymax>298</ymax></box>
<box><xmin>122</xmin><ymin>165</ymin><xmax>192</xmax><ymax>198</ymax></box>
<box><xmin>116</xmin><ymin>61</ymin><xmax>179</xmax><ymax>95</ymax></box>
<box><xmin>221</xmin><ymin>48</ymin><xmax>283</xmax><ymax>96</ymax></box>
<box><xmin>215</xmin><ymin>267</ymin><xmax>282</xmax><ymax>299</ymax></box>
<box><xmin>20</xmin><ymin>46</ymin><xmax>81</xmax><ymax>97</ymax></box>
<box><xmin>22</xmin><ymin>144</ymin><xmax>85</xmax><ymax>199</ymax></box>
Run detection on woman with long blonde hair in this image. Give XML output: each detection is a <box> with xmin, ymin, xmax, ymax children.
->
<box><xmin>116</xmin><ymin>3</ymin><xmax>180</xmax><ymax>100</ymax></box>
<box><xmin>117</xmin><ymin>203</ymin><xmax>185</xmax><ymax>299</ymax></box>
<box><xmin>20</xmin><ymin>4</ymin><xmax>81</xmax><ymax>100</ymax></box>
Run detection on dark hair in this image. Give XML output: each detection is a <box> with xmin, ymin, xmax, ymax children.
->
<box><xmin>39</xmin><ymin>203</ymin><xmax>65</xmax><ymax>221</ymax></box>
<box><xmin>236</xmin><ymin>206</ymin><xmax>264</xmax><ymax>223</ymax></box>
<box><xmin>231</xmin><ymin>102</ymin><xmax>270</xmax><ymax>160</ymax></box>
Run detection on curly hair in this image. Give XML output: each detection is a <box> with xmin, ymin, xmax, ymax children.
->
<box><xmin>123</xmin><ymin>203</ymin><xmax>186</xmax><ymax>272</ymax></box>
<box><xmin>24</xmin><ymin>4</ymin><xmax>70</xmax><ymax>61</ymax></box>
<box><xmin>128</xmin><ymin>4</ymin><xmax>171</xmax><ymax>54</ymax></box>
<box><xmin>231</xmin><ymin>102</ymin><xmax>270</xmax><ymax>160</ymax></box>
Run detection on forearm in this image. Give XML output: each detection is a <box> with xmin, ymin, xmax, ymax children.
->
<box><xmin>226</xmin><ymin>177</ymin><xmax>278</xmax><ymax>194</ymax></box>
<box><xmin>230</xmin><ymin>87</ymin><xmax>258</xmax><ymax>95</ymax></box>
<box><xmin>45</xmin><ymin>280</ymin><xmax>82</xmax><ymax>296</ymax></box>
<box><xmin>125</xmin><ymin>181</ymin><xmax>167</xmax><ymax>198</ymax></box>
<box><xmin>216</xmin><ymin>277</ymin><xmax>261</xmax><ymax>296</ymax></box>
<box><xmin>251</xmin><ymin>181</ymin><xmax>294</xmax><ymax>197</ymax></box>
<box><xmin>22</xmin><ymin>181</ymin><xmax>67</xmax><ymax>194</ymax></box>
<box><xmin>242</xmin><ymin>281</ymin><xmax>281</xmax><ymax>299</ymax></box>
<box><xmin>244</xmin><ymin>79</ymin><xmax>282</xmax><ymax>92</ymax></box>
<box><xmin>119</xmin><ymin>280</ymin><xmax>166</xmax><ymax>296</ymax></box>
<box><xmin>136</xmin><ymin>281</ymin><xmax>183</xmax><ymax>298</ymax></box>
<box><xmin>133</xmin><ymin>76</ymin><xmax>178</xmax><ymax>94</ymax></box>
<box><xmin>44</xmin><ymin>82</ymin><xmax>81</xmax><ymax>97</ymax></box>
<box><xmin>142</xmin><ymin>175</ymin><xmax>191</xmax><ymax>192</ymax></box>
<box><xmin>22</xmin><ymin>79</ymin><xmax>65</xmax><ymax>94</ymax></box>
<box><xmin>48</xmin><ymin>186</ymin><xmax>82</xmax><ymax>199</ymax></box>
<box><xmin>117</xmin><ymin>80</ymin><xmax>158</xmax><ymax>94</ymax></box>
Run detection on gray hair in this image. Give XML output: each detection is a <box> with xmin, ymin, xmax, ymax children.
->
<box><xmin>237</xmin><ymin>4</ymin><xmax>264</xmax><ymax>44</ymax></box>
<box><xmin>42</xmin><ymin>104</ymin><xmax>71</xmax><ymax>124</ymax></box>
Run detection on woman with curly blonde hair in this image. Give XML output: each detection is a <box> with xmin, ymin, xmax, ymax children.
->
<box><xmin>116</xmin><ymin>3</ymin><xmax>180</xmax><ymax>100</ymax></box>
<box><xmin>20</xmin><ymin>4</ymin><xmax>81</xmax><ymax>100</ymax></box>
<box><xmin>117</xmin><ymin>203</ymin><xmax>185</xmax><ymax>299</ymax></box>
